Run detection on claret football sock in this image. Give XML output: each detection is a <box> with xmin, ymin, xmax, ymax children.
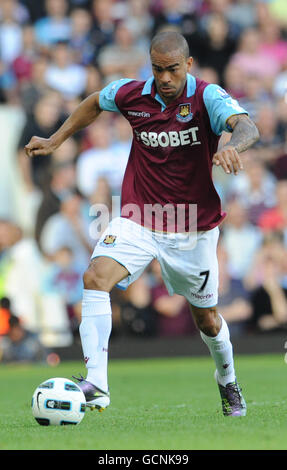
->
<box><xmin>200</xmin><ymin>314</ymin><xmax>236</xmax><ymax>387</ymax></box>
<box><xmin>79</xmin><ymin>289</ymin><xmax>112</xmax><ymax>393</ymax></box>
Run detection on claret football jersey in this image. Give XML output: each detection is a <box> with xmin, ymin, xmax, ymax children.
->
<box><xmin>99</xmin><ymin>74</ymin><xmax>247</xmax><ymax>233</ymax></box>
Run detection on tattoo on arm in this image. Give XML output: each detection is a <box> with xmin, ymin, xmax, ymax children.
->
<box><xmin>226</xmin><ymin>114</ymin><xmax>260</xmax><ymax>153</ymax></box>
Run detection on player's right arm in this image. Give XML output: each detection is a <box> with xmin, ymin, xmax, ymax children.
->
<box><xmin>25</xmin><ymin>92</ymin><xmax>102</xmax><ymax>157</ymax></box>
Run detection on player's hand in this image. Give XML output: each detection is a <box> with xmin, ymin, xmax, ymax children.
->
<box><xmin>212</xmin><ymin>145</ymin><xmax>243</xmax><ymax>175</ymax></box>
<box><xmin>25</xmin><ymin>136</ymin><xmax>58</xmax><ymax>158</ymax></box>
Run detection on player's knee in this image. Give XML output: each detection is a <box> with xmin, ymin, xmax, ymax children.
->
<box><xmin>193</xmin><ymin>307</ymin><xmax>220</xmax><ymax>337</ymax></box>
<box><xmin>83</xmin><ymin>265</ymin><xmax>110</xmax><ymax>292</ymax></box>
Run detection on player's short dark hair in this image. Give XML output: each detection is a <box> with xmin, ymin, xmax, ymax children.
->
<box><xmin>150</xmin><ymin>31</ymin><xmax>190</xmax><ymax>58</ymax></box>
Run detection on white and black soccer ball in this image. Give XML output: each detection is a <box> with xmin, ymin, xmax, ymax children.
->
<box><xmin>31</xmin><ymin>377</ymin><xmax>86</xmax><ymax>426</ymax></box>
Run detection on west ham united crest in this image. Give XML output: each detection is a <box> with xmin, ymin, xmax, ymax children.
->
<box><xmin>176</xmin><ymin>103</ymin><xmax>193</xmax><ymax>123</ymax></box>
<box><xmin>100</xmin><ymin>234</ymin><xmax>117</xmax><ymax>247</ymax></box>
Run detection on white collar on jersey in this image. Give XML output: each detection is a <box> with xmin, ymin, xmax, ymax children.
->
<box><xmin>141</xmin><ymin>73</ymin><xmax>196</xmax><ymax>111</ymax></box>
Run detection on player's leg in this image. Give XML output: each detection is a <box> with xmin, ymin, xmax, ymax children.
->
<box><xmin>155</xmin><ymin>228</ymin><xmax>246</xmax><ymax>416</ymax></box>
<box><xmin>190</xmin><ymin>304</ymin><xmax>235</xmax><ymax>383</ymax></box>
<box><xmin>76</xmin><ymin>256</ymin><xmax>129</xmax><ymax>411</ymax></box>
<box><xmin>75</xmin><ymin>216</ymin><xmax>157</xmax><ymax>411</ymax></box>
<box><xmin>190</xmin><ymin>304</ymin><xmax>246</xmax><ymax>416</ymax></box>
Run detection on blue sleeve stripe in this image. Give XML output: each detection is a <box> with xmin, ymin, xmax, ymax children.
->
<box><xmin>203</xmin><ymin>84</ymin><xmax>248</xmax><ymax>136</ymax></box>
<box><xmin>99</xmin><ymin>78</ymin><xmax>134</xmax><ymax>112</ymax></box>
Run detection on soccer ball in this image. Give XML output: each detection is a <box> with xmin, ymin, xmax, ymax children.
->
<box><xmin>31</xmin><ymin>377</ymin><xmax>86</xmax><ymax>426</ymax></box>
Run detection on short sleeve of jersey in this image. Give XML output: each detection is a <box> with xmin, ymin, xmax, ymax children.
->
<box><xmin>99</xmin><ymin>78</ymin><xmax>134</xmax><ymax>112</ymax></box>
<box><xmin>203</xmin><ymin>84</ymin><xmax>248</xmax><ymax>136</ymax></box>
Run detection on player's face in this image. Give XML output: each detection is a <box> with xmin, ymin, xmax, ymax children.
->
<box><xmin>151</xmin><ymin>49</ymin><xmax>193</xmax><ymax>104</ymax></box>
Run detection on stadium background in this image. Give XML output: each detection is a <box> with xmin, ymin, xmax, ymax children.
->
<box><xmin>0</xmin><ymin>0</ymin><xmax>287</xmax><ymax>364</ymax></box>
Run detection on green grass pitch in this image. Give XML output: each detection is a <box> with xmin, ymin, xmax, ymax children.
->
<box><xmin>0</xmin><ymin>353</ymin><xmax>286</xmax><ymax>450</ymax></box>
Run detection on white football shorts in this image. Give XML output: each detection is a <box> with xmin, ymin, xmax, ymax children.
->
<box><xmin>91</xmin><ymin>217</ymin><xmax>219</xmax><ymax>308</ymax></box>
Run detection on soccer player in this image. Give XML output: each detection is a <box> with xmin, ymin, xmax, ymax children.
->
<box><xmin>25</xmin><ymin>32</ymin><xmax>259</xmax><ymax>417</ymax></box>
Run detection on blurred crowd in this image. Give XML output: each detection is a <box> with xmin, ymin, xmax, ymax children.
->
<box><xmin>0</xmin><ymin>0</ymin><xmax>287</xmax><ymax>362</ymax></box>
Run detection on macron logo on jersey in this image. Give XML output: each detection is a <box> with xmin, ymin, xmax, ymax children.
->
<box><xmin>135</xmin><ymin>127</ymin><xmax>201</xmax><ymax>148</ymax></box>
<box><xmin>128</xmin><ymin>110</ymin><xmax>151</xmax><ymax>118</ymax></box>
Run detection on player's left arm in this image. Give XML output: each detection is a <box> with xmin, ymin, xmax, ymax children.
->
<box><xmin>213</xmin><ymin>114</ymin><xmax>260</xmax><ymax>175</ymax></box>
